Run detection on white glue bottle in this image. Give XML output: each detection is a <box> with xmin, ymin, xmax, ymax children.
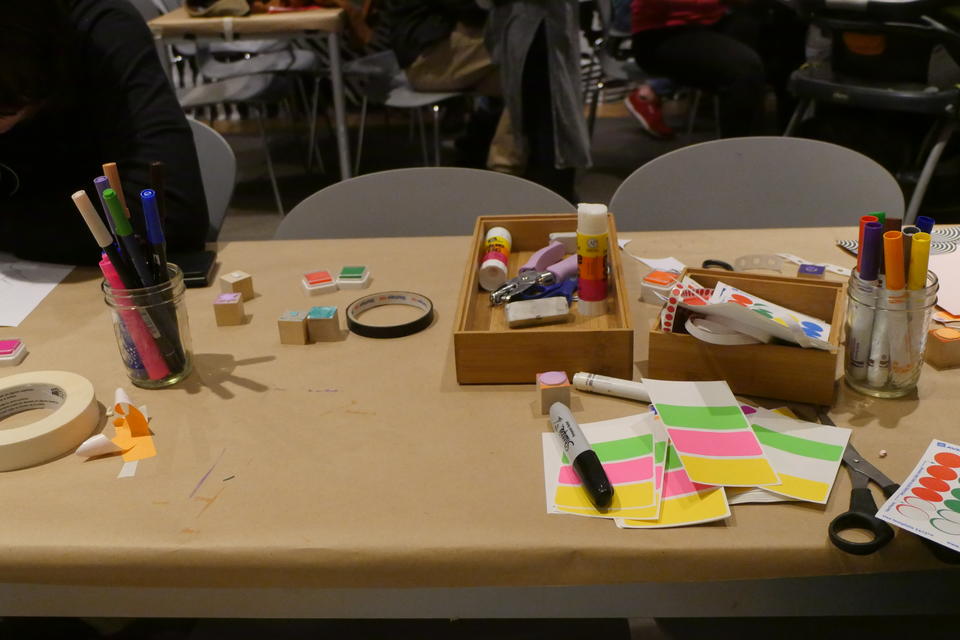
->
<box><xmin>478</xmin><ymin>226</ymin><xmax>512</xmax><ymax>291</ymax></box>
<box><xmin>576</xmin><ymin>203</ymin><xmax>609</xmax><ymax>316</ymax></box>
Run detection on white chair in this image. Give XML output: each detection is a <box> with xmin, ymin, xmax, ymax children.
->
<box><xmin>187</xmin><ymin>118</ymin><xmax>237</xmax><ymax>241</ymax></box>
<box><xmin>274</xmin><ymin>167</ymin><xmax>576</xmax><ymax>239</ymax></box>
<box><xmin>609</xmin><ymin>136</ymin><xmax>905</xmax><ymax>230</ymax></box>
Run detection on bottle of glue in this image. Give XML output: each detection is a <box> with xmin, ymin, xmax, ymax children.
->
<box><xmin>576</xmin><ymin>203</ymin><xmax>609</xmax><ymax>316</ymax></box>
<box><xmin>478</xmin><ymin>226</ymin><xmax>512</xmax><ymax>291</ymax></box>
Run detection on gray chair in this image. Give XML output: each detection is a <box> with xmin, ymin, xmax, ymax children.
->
<box><xmin>274</xmin><ymin>167</ymin><xmax>576</xmax><ymax>239</ymax></box>
<box><xmin>609</xmin><ymin>136</ymin><xmax>905</xmax><ymax>231</ymax></box>
<box><xmin>187</xmin><ymin>118</ymin><xmax>237</xmax><ymax>241</ymax></box>
<box><xmin>343</xmin><ymin>51</ymin><xmax>463</xmax><ymax>174</ymax></box>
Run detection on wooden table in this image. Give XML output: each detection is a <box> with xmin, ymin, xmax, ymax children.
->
<box><xmin>149</xmin><ymin>7</ymin><xmax>352</xmax><ymax>180</ymax></box>
<box><xmin>1</xmin><ymin>229</ymin><xmax>958</xmax><ymax>618</ymax></box>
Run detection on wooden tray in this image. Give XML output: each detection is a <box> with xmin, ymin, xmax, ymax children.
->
<box><xmin>648</xmin><ymin>268</ymin><xmax>846</xmax><ymax>405</ymax></box>
<box><xmin>454</xmin><ymin>214</ymin><xmax>633</xmax><ymax>384</ymax></box>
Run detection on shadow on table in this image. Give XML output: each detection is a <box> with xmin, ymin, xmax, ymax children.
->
<box><xmin>173</xmin><ymin>352</ymin><xmax>276</xmax><ymax>399</ymax></box>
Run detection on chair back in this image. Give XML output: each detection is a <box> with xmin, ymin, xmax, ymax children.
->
<box><xmin>609</xmin><ymin>136</ymin><xmax>904</xmax><ymax>230</ymax></box>
<box><xmin>187</xmin><ymin>118</ymin><xmax>237</xmax><ymax>241</ymax></box>
<box><xmin>274</xmin><ymin>168</ymin><xmax>576</xmax><ymax>239</ymax></box>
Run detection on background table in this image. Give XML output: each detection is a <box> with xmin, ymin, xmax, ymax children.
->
<box><xmin>1</xmin><ymin>228</ymin><xmax>958</xmax><ymax>618</ymax></box>
<box><xmin>149</xmin><ymin>7</ymin><xmax>352</xmax><ymax>180</ymax></box>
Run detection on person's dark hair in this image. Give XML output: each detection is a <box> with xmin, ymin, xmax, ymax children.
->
<box><xmin>0</xmin><ymin>0</ymin><xmax>73</xmax><ymax>115</ymax></box>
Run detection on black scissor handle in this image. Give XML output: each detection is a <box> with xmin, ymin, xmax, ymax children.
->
<box><xmin>829</xmin><ymin>488</ymin><xmax>895</xmax><ymax>555</ymax></box>
<box><xmin>701</xmin><ymin>259</ymin><xmax>735</xmax><ymax>271</ymax></box>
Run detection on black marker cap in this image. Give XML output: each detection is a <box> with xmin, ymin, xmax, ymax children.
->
<box><xmin>573</xmin><ymin>449</ymin><xmax>614</xmax><ymax>509</ymax></box>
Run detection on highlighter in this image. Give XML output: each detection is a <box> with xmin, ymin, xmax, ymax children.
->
<box><xmin>549</xmin><ymin>402</ymin><xmax>614</xmax><ymax>509</ymax></box>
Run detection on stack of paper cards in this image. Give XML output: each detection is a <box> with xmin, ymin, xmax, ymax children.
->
<box><xmin>541</xmin><ymin>379</ymin><xmax>852</xmax><ymax>530</ymax></box>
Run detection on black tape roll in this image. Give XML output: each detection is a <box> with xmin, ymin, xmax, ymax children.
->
<box><xmin>345</xmin><ymin>291</ymin><xmax>435</xmax><ymax>339</ymax></box>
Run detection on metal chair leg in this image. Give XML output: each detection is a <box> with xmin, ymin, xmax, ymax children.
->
<box><xmin>432</xmin><ymin>104</ymin><xmax>441</xmax><ymax>166</ymax></box>
<box><xmin>783</xmin><ymin>98</ymin><xmax>812</xmax><ymax>136</ymax></box>
<box><xmin>904</xmin><ymin>119</ymin><xmax>956</xmax><ymax>226</ymax></box>
<box><xmin>308</xmin><ymin>75</ymin><xmax>325</xmax><ymax>174</ymax></box>
<box><xmin>687</xmin><ymin>90</ymin><xmax>702</xmax><ymax>137</ymax></box>
<box><xmin>416</xmin><ymin>108</ymin><xmax>429</xmax><ymax>166</ymax></box>
<box><xmin>355</xmin><ymin>96</ymin><xmax>368</xmax><ymax>176</ymax></box>
<box><xmin>588</xmin><ymin>80</ymin><xmax>603</xmax><ymax>139</ymax></box>
<box><xmin>254</xmin><ymin>107</ymin><xmax>285</xmax><ymax>216</ymax></box>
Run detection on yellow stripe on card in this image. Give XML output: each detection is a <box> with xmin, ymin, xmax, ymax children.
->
<box><xmin>555</xmin><ymin>482</ymin><xmax>654</xmax><ymax>515</ymax></box>
<box><xmin>680</xmin><ymin>455</ymin><xmax>779</xmax><ymax>486</ymax></box>
<box><xmin>620</xmin><ymin>488</ymin><xmax>729</xmax><ymax>528</ymax></box>
<box><xmin>765</xmin><ymin>473</ymin><xmax>830</xmax><ymax>503</ymax></box>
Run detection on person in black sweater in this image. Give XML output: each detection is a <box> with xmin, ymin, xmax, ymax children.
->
<box><xmin>0</xmin><ymin>0</ymin><xmax>208</xmax><ymax>265</ymax></box>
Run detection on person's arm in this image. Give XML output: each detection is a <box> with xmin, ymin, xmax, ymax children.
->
<box><xmin>78</xmin><ymin>1</ymin><xmax>209</xmax><ymax>256</ymax></box>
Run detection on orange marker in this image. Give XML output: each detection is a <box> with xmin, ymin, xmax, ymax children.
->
<box><xmin>883</xmin><ymin>231</ymin><xmax>905</xmax><ymax>290</ymax></box>
<box><xmin>102</xmin><ymin>162</ymin><xmax>129</xmax><ymax>217</ymax></box>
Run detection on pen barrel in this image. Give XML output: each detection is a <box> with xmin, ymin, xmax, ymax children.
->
<box><xmin>549</xmin><ymin>402</ymin><xmax>614</xmax><ymax>509</ymax></box>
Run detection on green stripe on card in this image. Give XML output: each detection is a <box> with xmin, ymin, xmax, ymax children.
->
<box><xmin>655</xmin><ymin>440</ymin><xmax>667</xmax><ymax>464</ymax></box>
<box><xmin>665</xmin><ymin>445</ymin><xmax>684</xmax><ymax>471</ymax></box>
<box><xmin>561</xmin><ymin>435</ymin><xmax>652</xmax><ymax>464</ymax></box>
<box><xmin>656</xmin><ymin>404</ymin><xmax>748</xmax><ymax>430</ymax></box>
<box><xmin>751</xmin><ymin>425</ymin><xmax>844</xmax><ymax>461</ymax></box>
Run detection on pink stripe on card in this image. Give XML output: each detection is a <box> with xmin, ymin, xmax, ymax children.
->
<box><xmin>667</xmin><ymin>428</ymin><xmax>763</xmax><ymax>458</ymax></box>
<box><xmin>558</xmin><ymin>456</ymin><xmax>653</xmax><ymax>486</ymax></box>
<box><xmin>662</xmin><ymin>469</ymin><xmax>702</xmax><ymax>499</ymax></box>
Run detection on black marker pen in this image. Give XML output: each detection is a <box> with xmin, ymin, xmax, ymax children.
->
<box><xmin>549</xmin><ymin>402</ymin><xmax>614</xmax><ymax>509</ymax></box>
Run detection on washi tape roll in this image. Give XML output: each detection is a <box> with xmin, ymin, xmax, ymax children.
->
<box><xmin>684</xmin><ymin>316</ymin><xmax>763</xmax><ymax>346</ymax></box>
<box><xmin>0</xmin><ymin>371</ymin><xmax>99</xmax><ymax>471</ymax></box>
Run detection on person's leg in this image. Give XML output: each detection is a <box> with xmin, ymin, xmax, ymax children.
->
<box><xmin>632</xmin><ymin>25</ymin><xmax>766</xmax><ymax>137</ymax></box>
<box><xmin>522</xmin><ymin>23</ymin><xmax>576</xmax><ymax>201</ymax></box>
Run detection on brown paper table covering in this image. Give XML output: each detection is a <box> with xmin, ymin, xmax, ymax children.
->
<box><xmin>0</xmin><ymin>229</ymin><xmax>955</xmax><ymax>591</ymax></box>
<box><xmin>148</xmin><ymin>7</ymin><xmax>344</xmax><ymax>37</ymax></box>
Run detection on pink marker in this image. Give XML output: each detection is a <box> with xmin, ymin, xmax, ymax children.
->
<box><xmin>100</xmin><ymin>255</ymin><xmax>170</xmax><ymax>380</ymax></box>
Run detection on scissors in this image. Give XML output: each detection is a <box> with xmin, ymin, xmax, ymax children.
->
<box><xmin>819</xmin><ymin>412</ymin><xmax>899</xmax><ymax>555</ymax></box>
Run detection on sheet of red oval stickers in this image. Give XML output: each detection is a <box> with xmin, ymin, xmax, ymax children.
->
<box><xmin>877</xmin><ymin>440</ymin><xmax>960</xmax><ymax>553</ymax></box>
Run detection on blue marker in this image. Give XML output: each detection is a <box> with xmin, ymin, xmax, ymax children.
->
<box><xmin>141</xmin><ymin>189</ymin><xmax>168</xmax><ymax>284</ymax></box>
<box><xmin>915</xmin><ymin>215</ymin><xmax>935</xmax><ymax>235</ymax></box>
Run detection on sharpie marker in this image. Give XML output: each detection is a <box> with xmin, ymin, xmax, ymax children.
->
<box><xmin>549</xmin><ymin>402</ymin><xmax>614</xmax><ymax>509</ymax></box>
<box><xmin>141</xmin><ymin>189</ymin><xmax>168</xmax><ymax>284</ymax></box>
<box><xmin>104</xmin><ymin>188</ymin><xmax>153</xmax><ymax>287</ymax></box>
<box><xmin>572</xmin><ymin>372</ymin><xmax>650</xmax><ymax>403</ymax></box>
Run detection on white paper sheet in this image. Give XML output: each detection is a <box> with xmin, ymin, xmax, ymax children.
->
<box><xmin>930</xmin><ymin>250</ymin><xmax>960</xmax><ymax>316</ymax></box>
<box><xmin>0</xmin><ymin>252</ymin><xmax>73</xmax><ymax>327</ymax></box>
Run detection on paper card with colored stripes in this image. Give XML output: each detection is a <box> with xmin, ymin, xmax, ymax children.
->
<box><xmin>605</xmin><ymin>413</ymin><xmax>671</xmax><ymax>521</ymax></box>
<box><xmin>541</xmin><ymin>413</ymin><xmax>657</xmax><ymax>518</ymax></box>
<box><xmin>616</xmin><ymin>444</ymin><xmax>730</xmax><ymax>529</ymax></box>
<box><xmin>745</xmin><ymin>407</ymin><xmax>850</xmax><ymax>504</ymax></box>
<box><xmin>877</xmin><ymin>439</ymin><xmax>960</xmax><ymax>551</ymax></box>
<box><xmin>642</xmin><ymin>379</ymin><xmax>779</xmax><ymax>487</ymax></box>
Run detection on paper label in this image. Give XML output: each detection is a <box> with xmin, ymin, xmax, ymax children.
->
<box><xmin>0</xmin><ymin>383</ymin><xmax>65</xmax><ymax>420</ymax></box>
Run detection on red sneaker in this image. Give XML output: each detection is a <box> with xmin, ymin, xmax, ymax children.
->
<box><xmin>625</xmin><ymin>89</ymin><xmax>675</xmax><ymax>139</ymax></box>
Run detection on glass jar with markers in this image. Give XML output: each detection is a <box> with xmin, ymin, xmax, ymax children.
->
<box><xmin>844</xmin><ymin>221</ymin><xmax>939</xmax><ymax>398</ymax></box>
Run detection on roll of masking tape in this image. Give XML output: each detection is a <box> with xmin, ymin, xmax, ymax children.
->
<box><xmin>0</xmin><ymin>371</ymin><xmax>98</xmax><ymax>471</ymax></box>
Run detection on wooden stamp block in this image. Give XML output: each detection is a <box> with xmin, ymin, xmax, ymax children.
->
<box><xmin>213</xmin><ymin>293</ymin><xmax>245</xmax><ymax>326</ymax></box>
<box><xmin>307</xmin><ymin>306</ymin><xmax>341</xmax><ymax>341</ymax></box>
<box><xmin>538</xmin><ymin>371</ymin><xmax>571</xmax><ymax>415</ymax></box>
<box><xmin>220</xmin><ymin>270</ymin><xmax>254</xmax><ymax>301</ymax></box>
<box><xmin>797</xmin><ymin>264</ymin><xmax>826</xmax><ymax>279</ymax></box>
<box><xmin>925</xmin><ymin>327</ymin><xmax>960</xmax><ymax>369</ymax></box>
<box><xmin>278</xmin><ymin>310</ymin><xmax>309</xmax><ymax>345</ymax></box>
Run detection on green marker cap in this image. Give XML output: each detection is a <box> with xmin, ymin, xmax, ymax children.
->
<box><xmin>871</xmin><ymin>211</ymin><xmax>886</xmax><ymax>224</ymax></box>
<box><xmin>103</xmin><ymin>188</ymin><xmax>132</xmax><ymax>236</ymax></box>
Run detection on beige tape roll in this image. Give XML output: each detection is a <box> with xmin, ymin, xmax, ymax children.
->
<box><xmin>0</xmin><ymin>371</ymin><xmax>98</xmax><ymax>471</ymax></box>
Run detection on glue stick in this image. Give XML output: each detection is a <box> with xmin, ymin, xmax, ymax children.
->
<box><xmin>577</xmin><ymin>203</ymin><xmax>609</xmax><ymax>316</ymax></box>
<box><xmin>478</xmin><ymin>226</ymin><xmax>512</xmax><ymax>291</ymax></box>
